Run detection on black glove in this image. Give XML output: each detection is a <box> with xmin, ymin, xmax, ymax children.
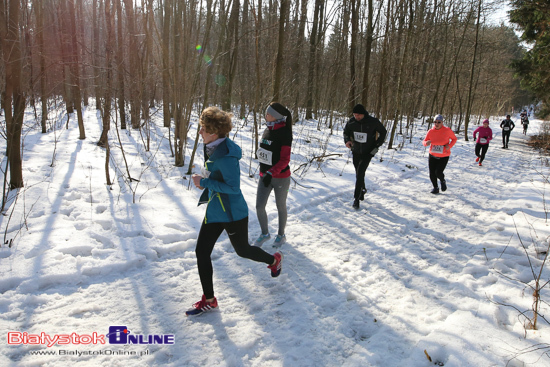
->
<box><xmin>262</xmin><ymin>173</ymin><xmax>272</xmax><ymax>187</ymax></box>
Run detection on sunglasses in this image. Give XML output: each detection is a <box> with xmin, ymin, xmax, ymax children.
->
<box><xmin>435</xmin><ymin>121</ymin><xmax>443</xmax><ymax>124</ymax></box>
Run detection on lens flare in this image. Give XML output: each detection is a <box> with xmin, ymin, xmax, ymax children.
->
<box><xmin>215</xmin><ymin>74</ymin><xmax>227</xmax><ymax>86</ymax></box>
<box><xmin>203</xmin><ymin>55</ymin><xmax>212</xmax><ymax>66</ymax></box>
<box><xmin>196</xmin><ymin>45</ymin><xmax>202</xmax><ymax>51</ymax></box>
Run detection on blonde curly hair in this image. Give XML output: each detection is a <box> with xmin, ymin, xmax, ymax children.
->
<box><xmin>200</xmin><ymin>106</ymin><xmax>233</xmax><ymax>137</ymax></box>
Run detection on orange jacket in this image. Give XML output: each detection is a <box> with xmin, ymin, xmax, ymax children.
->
<box><xmin>422</xmin><ymin>126</ymin><xmax>457</xmax><ymax>157</ymax></box>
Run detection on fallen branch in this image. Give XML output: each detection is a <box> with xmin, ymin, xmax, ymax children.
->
<box><xmin>293</xmin><ymin>153</ymin><xmax>343</xmax><ymax>173</ymax></box>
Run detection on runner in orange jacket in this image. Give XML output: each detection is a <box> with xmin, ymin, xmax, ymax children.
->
<box><xmin>422</xmin><ymin>114</ymin><xmax>458</xmax><ymax>194</ymax></box>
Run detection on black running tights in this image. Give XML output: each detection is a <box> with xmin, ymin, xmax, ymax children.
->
<box><xmin>502</xmin><ymin>131</ymin><xmax>511</xmax><ymax>147</ymax></box>
<box><xmin>428</xmin><ymin>155</ymin><xmax>449</xmax><ymax>189</ymax></box>
<box><xmin>475</xmin><ymin>143</ymin><xmax>489</xmax><ymax>163</ymax></box>
<box><xmin>195</xmin><ymin>217</ymin><xmax>275</xmax><ymax>299</ymax></box>
<box><xmin>352</xmin><ymin>153</ymin><xmax>373</xmax><ymax>200</ymax></box>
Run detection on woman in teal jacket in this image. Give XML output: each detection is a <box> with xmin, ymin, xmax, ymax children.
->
<box><xmin>186</xmin><ymin>106</ymin><xmax>283</xmax><ymax>316</ymax></box>
<box><xmin>197</xmin><ymin>133</ymin><xmax>249</xmax><ymax>224</ymax></box>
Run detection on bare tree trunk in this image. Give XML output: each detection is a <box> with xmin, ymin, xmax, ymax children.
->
<box><xmin>375</xmin><ymin>0</ymin><xmax>392</xmax><ymax>118</ymax></box>
<box><xmin>0</xmin><ymin>0</ymin><xmax>25</xmax><ymax>189</ymax></box>
<box><xmin>173</xmin><ymin>0</ymin><xmax>200</xmax><ymax>167</ymax></box>
<box><xmin>412</xmin><ymin>0</ymin><xmax>436</xmax><ymax>117</ymax></box>
<box><xmin>348</xmin><ymin>0</ymin><xmax>358</xmax><ymax>110</ymax></box>
<box><xmin>361</xmin><ymin>0</ymin><xmax>375</xmax><ymax>106</ymax></box>
<box><xmin>173</xmin><ymin>0</ymin><xmax>185</xmax><ymax>166</ymax></box>
<box><xmin>141</xmin><ymin>0</ymin><xmax>155</xmax><ymax>151</ymax></box>
<box><xmin>313</xmin><ymin>1</ymin><xmax>325</xmax><ymax>116</ymax></box>
<box><xmin>187</xmin><ymin>0</ymin><xmax>216</xmax><ymax>174</ymax></box>
<box><xmin>116</xmin><ymin>0</ymin><xmax>127</xmax><ymax>129</ymax></box>
<box><xmin>98</xmin><ymin>0</ymin><xmax>114</xmax><ymax>152</ymax></box>
<box><xmin>162</xmin><ymin>0</ymin><xmax>171</xmax><ymax>128</ymax></box>
<box><xmin>388</xmin><ymin>0</ymin><xmax>413</xmax><ymax>150</ymax></box>
<box><xmin>220</xmin><ymin>0</ymin><xmax>240</xmax><ymax>110</ymax></box>
<box><xmin>58</xmin><ymin>0</ymin><xmax>74</xmax><ymax>116</ymax></box>
<box><xmin>272</xmin><ymin>0</ymin><xmax>288</xmax><ymax>101</ymax></box>
<box><xmin>34</xmin><ymin>0</ymin><xmax>47</xmax><ymax>133</ymax></box>
<box><xmin>291</xmin><ymin>0</ymin><xmax>307</xmax><ymax>119</ymax></box>
<box><xmin>305</xmin><ymin>0</ymin><xmax>323</xmax><ymax>119</ymax></box>
<box><xmin>68</xmin><ymin>0</ymin><xmax>86</xmax><ymax>139</ymax></box>
<box><xmin>93</xmin><ymin>0</ymin><xmax>102</xmax><ymax>109</ymax></box>
<box><xmin>439</xmin><ymin>8</ymin><xmax>474</xmax><ymax>113</ymax></box>
<box><xmin>464</xmin><ymin>0</ymin><xmax>482</xmax><ymax>141</ymax></box>
<box><xmin>238</xmin><ymin>0</ymin><xmax>250</xmax><ymax>119</ymax></box>
<box><xmin>252</xmin><ymin>0</ymin><xmax>262</xmax><ymax>156</ymax></box>
<box><xmin>123</xmin><ymin>0</ymin><xmax>140</xmax><ymax>129</ymax></box>
<box><xmin>77</xmin><ymin>0</ymin><xmax>88</xmax><ymax>106</ymax></box>
<box><xmin>327</xmin><ymin>0</ymin><xmax>348</xmax><ymax>126</ymax></box>
<box><xmin>428</xmin><ymin>11</ymin><xmax>450</xmax><ymax>118</ymax></box>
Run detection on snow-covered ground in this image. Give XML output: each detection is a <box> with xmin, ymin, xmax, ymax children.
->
<box><xmin>0</xmin><ymin>105</ymin><xmax>549</xmax><ymax>367</ymax></box>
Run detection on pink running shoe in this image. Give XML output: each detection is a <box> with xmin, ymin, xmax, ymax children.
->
<box><xmin>268</xmin><ymin>252</ymin><xmax>283</xmax><ymax>277</ymax></box>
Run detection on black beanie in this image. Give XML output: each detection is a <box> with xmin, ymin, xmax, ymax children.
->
<box><xmin>352</xmin><ymin>104</ymin><xmax>367</xmax><ymax>115</ymax></box>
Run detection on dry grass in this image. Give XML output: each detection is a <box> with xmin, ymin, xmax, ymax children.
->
<box><xmin>528</xmin><ymin>122</ymin><xmax>550</xmax><ymax>153</ymax></box>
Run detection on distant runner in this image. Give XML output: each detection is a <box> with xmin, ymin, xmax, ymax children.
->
<box><xmin>521</xmin><ymin>113</ymin><xmax>529</xmax><ymax>135</ymax></box>
<box><xmin>500</xmin><ymin>115</ymin><xmax>515</xmax><ymax>149</ymax></box>
<box><xmin>473</xmin><ymin>119</ymin><xmax>493</xmax><ymax>166</ymax></box>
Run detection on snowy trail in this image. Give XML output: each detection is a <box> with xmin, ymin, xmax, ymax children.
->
<box><xmin>1</xmin><ymin>110</ymin><xmax>549</xmax><ymax>367</ymax></box>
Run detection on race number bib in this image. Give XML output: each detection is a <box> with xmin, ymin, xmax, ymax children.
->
<box><xmin>503</xmin><ymin>127</ymin><xmax>510</xmax><ymax>131</ymax></box>
<box><xmin>353</xmin><ymin>132</ymin><xmax>367</xmax><ymax>143</ymax></box>
<box><xmin>257</xmin><ymin>147</ymin><xmax>273</xmax><ymax>165</ymax></box>
<box><xmin>431</xmin><ymin>145</ymin><xmax>444</xmax><ymax>154</ymax></box>
<box><xmin>480</xmin><ymin>138</ymin><xmax>487</xmax><ymax>144</ymax></box>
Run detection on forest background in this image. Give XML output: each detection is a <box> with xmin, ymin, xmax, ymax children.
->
<box><xmin>0</xmin><ymin>0</ymin><xmax>546</xmax><ymax>191</ymax></box>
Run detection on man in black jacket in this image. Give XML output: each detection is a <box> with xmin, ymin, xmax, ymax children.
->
<box><xmin>500</xmin><ymin>115</ymin><xmax>515</xmax><ymax>149</ymax></box>
<box><xmin>343</xmin><ymin>104</ymin><xmax>387</xmax><ymax>209</ymax></box>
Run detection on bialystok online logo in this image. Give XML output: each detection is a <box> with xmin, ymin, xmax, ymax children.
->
<box><xmin>8</xmin><ymin>326</ymin><xmax>175</xmax><ymax>347</ymax></box>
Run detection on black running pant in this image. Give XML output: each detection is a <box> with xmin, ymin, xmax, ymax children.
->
<box><xmin>428</xmin><ymin>155</ymin><xmax>449</xmax><ymax>189</ymax></box>
<box><xmin>502</xmin><ymin>130</ymin><xmax>511</xmax><ymax>147</ymax></box>
<box><xmin>475</xmin><ymin>143</ymin><xmax>489</xmax><ymax>164</ymax></box>
<box><xmin>352</xmin><ymin>153</ymin><xmax>373</xmax><ymax>200</ymax></box>
<box><xmin>195</xmin><ymin>217</ymin><xmax>275</xmax><ymax>299</ymax></box>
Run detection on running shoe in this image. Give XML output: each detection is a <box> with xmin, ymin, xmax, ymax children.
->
<box><xmin>185</xmin><ymin>295</ymin><xmax>218</xmax><ymax>316</ymax></box>
<box><xmin>273</xmin><ymin>234</ymin><xmax>286</xmax><ymax>247</ymax></box>
<box><xmin>255</xmin><ymin>233</ymin><xmax>271</xmax><ymax>246</ymax></box>
<box><xmin>268</xmin><ymin>252</ymin><xmax>283</xmax><ymax>277</ymax></box>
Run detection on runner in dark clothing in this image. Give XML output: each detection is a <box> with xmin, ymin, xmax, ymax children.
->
<box><xmin>254</xmin><ymin>102</ymin><xmax>293</xmax><ymax>247</ymax></box>
<box><xmin>500</xmin><ymin>115</ymin><xmax>515</xmax><ymax>149</ymax></box>
<box><xmin>521</xmin><ymin>115</ymin><xmax>529</xmax><ymax>135</ymax></box>
<box><xmin>343</xmin><ymin>104</ymin><xmax>387</xmax><ymax>209</ymax></box>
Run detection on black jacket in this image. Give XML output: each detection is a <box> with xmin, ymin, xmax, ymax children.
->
<box><xmin>258</xmin><ymin>123</ymin><xmax>292</xmax><ymax>177</ymax></box>
<box><xmin>500</xmin><ymin>119</ymin><xmax>515</xmax><ymax>131</ymax></box>
<box><xmin>343</xmin><ymin>115</ymin><xmax>387</xmax><ymax>155</ymax></box>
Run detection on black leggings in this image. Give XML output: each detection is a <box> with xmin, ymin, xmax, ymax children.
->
<box><xmin>475</xmin><ymin>143</ymin><xmax>489</xmax><ymax>163</ymax></box>
<box><xmin>428</xmin><ymin>155</ymin><xmax>449</xmax><ymax>189</ymax></box>
<box><xmin>352</xmin><ymin>153</ymin><xmax>373</xmax><ymax>199</ymax></box>
<box><xmin>195</xmin><ymin>217</ymin><xmax>275</xmax><ymax>299</ymax></box>
<box><xmin>502</xmin><ymin>131</ymin><xmax>511</xmax><ymax>147</ymax></box>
